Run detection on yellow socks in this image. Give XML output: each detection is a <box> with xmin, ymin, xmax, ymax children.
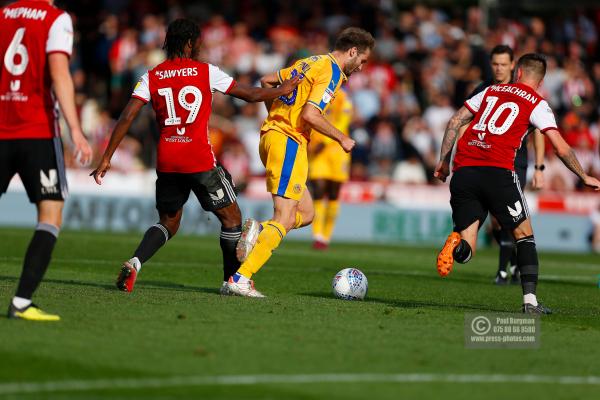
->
<box><xmin>312</xmin><ymin>199</ymin><xmax>325</xmax><ymax>240</ymax></box>
<box><xmin>237</xmin><ymin>221</ymin><xmax>286</xmax><ymax>278</ymax></box>
<box><xmin>322</xmin><ymin>200</ymin><xmax>340</xmax><ymax>242</ymax></box>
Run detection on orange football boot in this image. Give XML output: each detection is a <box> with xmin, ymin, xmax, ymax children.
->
<box><xmin>437</xmin><ymin>232</ymin><xmax>461</xmax><ymax>277</ymax></box>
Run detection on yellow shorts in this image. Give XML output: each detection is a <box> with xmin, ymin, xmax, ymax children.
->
<box><xmin>308</xmin><ymin>143</ymin><xmax>351</xmax><ymax>182</ymax></box>
<box><xmin>260</xmin><ymin>130</ymin><xmax>308</xmax><ymax>201</ymax></box>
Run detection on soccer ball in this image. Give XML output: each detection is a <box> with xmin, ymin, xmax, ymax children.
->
<box><xmin>332</xmin><ymin>268</ymin><xmax>368</xmax><ymax>300</ymax></box>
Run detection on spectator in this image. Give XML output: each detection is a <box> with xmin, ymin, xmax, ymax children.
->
<box><xmin>51</xmin><ymin>1</ymin><xmax>600</xmax><ymax>197</ymax></box>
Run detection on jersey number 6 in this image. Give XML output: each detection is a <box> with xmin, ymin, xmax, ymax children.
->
<box><xmin>4</xmin><ymin>28</ymin><xmax>29</xmax><ymax>76</ymax></box>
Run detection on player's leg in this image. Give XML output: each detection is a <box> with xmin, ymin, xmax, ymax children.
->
<box><xmin>212</xmin><ymin>202</ymin><xmax>242</xmax><ymax>291</ymax></box>
<box><xmin>321</xmin><ymin>180</ymin><xmax>342</xmax><ymax>245</ymax></box>
<box><xmin>117</xmin><ymin>208</ymin><xmax>181</xmax><ymax>293</ymax></box>
<box><xmin>310</xmin><ymin>179</ymin><xmax>328</xmax><ymax>248</ymax></box>
<box><xmin>117</xmin><ymin>173</ymin><xmax>187</xmax><ymax>292</ymax></box>
<box><xmin>511</xmin><ymin>219</ymin><xmax>550</xmax><ymax>314</ymax></box>
<box><xmin>491</xmin><ymin>215</ymin><xmax>514</xmax><ymax>285</ymax></box>
<box><xmin>509</xmin><ymin>166</ymin><xmax>528</xmax><ymax>285</ymax></box>
<box><xmin>9</xmin><ymin>200</ymin><xmax>63</xmax><ymax>321</ymax></box>
<box><xmin>194</xmin><ymin>165</ymin><xmax>243</xmax><ymax>292</ymax></box>
<box><xmin>229</xmin><ymin>131</ymin><xmax>307</xmax><ymax>297</ymax></box>
<box><xmin>488</xmin><ymin>169</ymin><xmax>550</xmax><ymax>314</ymax></box>
<box><xmin>295</xmin><ymin>184</ymin><xmax>315</xmax><ymax>229</ymax></box>
<box><xmin>229</xmin><ymin>195</ymin><xmax>297</xmax><ymax>297</ymax></box>
<box><xmin>321</xmin><ymin>148</ymin><xmax>349</xmax><ymax>246</ymax></box>
<box><xmin>437</xmin><ymin>220</ymin><xmax>479</xmax><ymax>277</ymax></box>
<box><xmin>8</xmin><ymin>139</ymin><xmax>67</xmax><ymax>321</ymax></box>
<box><xmin>437</xmin><ymin>167</ymin><xmax>486</xmax><ymax>277</ymax></box>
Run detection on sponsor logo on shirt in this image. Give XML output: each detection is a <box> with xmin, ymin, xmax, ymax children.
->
<box><xmin>164</xmin><ymin>136</ymin><xmax>192</xmax><ymax>143</ymax></box>
<box><xmin>467</xmin><ymin>139</ymin><xmax>491</xmax><ymax>149</ymax></box>
<box><xmin>1</xmin><ymin>80</ymin><xmax>27</xmax><ymax>102</ymax></box>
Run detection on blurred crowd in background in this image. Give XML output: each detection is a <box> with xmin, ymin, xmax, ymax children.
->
<box><xmin>40</xmin><ymin>0</ymin><xmax>600</xmax><ymax>192</ymax></box>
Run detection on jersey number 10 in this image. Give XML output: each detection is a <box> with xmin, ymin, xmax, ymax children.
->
<box><xmin>472</xmin><ymin>96</ymin><xmax>520</xmax><ymax>139</ymax></box>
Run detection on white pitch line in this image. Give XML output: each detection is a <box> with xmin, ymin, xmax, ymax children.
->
<box><xmin>1</xmin><ymin>373</ymin><xmax>600</xmax><ymax>394</ymax></box>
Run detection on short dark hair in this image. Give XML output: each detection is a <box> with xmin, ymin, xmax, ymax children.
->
<box><xmin>334</xmin><ymin>27</ymin><xmax>375</xmax><ymax>53</ymax></box>
<box><xmin>516</xmin><ymin>53</ymin><xmax>547</xmax><ymax>79</ymax></box>
<box><xmin>490</xmin><ymin>44</ymin><xmax>514</xmax><ymax>61</ymax></box>
<box><xmin>163</xmin><ymin>19</ymin><xmax>200</xmax><ymax>59</ymax></box>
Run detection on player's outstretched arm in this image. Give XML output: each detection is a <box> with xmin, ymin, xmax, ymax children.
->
<box><xmin>434</xmin><ymin>106</ymin><xmax>474</xmax><ymax>182</ymax></box>
<box><xmin>49</xmin><ymin>53</ymin><xmax>92</xmax><ymax>166</ymax></box>
<box><xmin>301</xmin><ymin>104</ymin><xmax>355</xmax><ymax>153</ymax></box>
<box><xmin>227</xmin><ymin>75</ymin><xmax>300</xmax><ymax>103</ymax></box>
<box><xmin>531</xmin><ymin>128</ymin><xmax>545</xmax><ymax>190</ymax></box>
<box><xmin>90</xmin><ymin>98</ymin><xmax>145</xmax><ymax>185</ymax></box>
<box><xmin>544</xmin><ymin>128</ymin><xmax>600</xmax><ymax>191</ymax></box>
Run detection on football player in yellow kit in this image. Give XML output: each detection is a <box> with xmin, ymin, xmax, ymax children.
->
<box><xmin>226</xmin><ymin>28</ymin><xmax>374</xmax><ymax>297</ymax></box>
<box><xmin>309</xmin><ymin>86</ymin><xmax>353</xmax><ymax>249</ymax></box>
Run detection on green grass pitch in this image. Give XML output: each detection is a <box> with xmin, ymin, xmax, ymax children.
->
<box><xmin>0</xmin><ymin>227</ymin><xmax>599</xmax><ymax>399</ymax></box>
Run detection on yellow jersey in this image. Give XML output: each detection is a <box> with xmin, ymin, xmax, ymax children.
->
<box><xmin>261</xmin><ymin>53</ymin><xmax>347</xmax><ymax>143</ymax></box>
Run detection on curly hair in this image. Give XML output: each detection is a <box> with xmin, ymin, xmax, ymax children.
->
<box><xmin>163</xmin><ymin>19</ymin><xmax>200</xmax><ymax>59</ymax></box>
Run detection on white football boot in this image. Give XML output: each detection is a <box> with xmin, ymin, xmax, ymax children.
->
<box><xmin>236</xmin><ymin>218</ymin><xmax>261</xmax><ymax>262</ymax></box>
<box><xmin>226</xmin><ymin>276</ymin><xmax>266</xmax><ymax>298</ymax></box>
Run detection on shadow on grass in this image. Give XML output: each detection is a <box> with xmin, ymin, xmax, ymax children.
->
<box><xmin>139</xmin><ymin>280</ymin><xmax>220</xmax><ymax>295</ymax></box>
<box><xmin>366</xmin><ymin>269</ymin><xmax>595</xmax><ymax>289</ymax></box>
<box><xmin>299</xmin><ymin>291</ymin><xmax>508</xmax><ymax>313</ymax></box>
<box><xmin>0</xmin><ymin>275</ymin><xmax>115</xmax><ymax>291</ymax></box>
<box><xmin>0</xmin><ymin>275</ymin><xmax>221</xmax><ymax>295</ymax></box>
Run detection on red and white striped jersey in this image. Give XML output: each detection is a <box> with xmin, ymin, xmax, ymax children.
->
<box><xmin>0</xmin><ymin>0</ymin><xmax>73</xmax><ymax>140</ymax></box>
<box><xmin>132</xmin><ymin>58</ymin><xmax>235</xmax><ymax>173</ymax></box>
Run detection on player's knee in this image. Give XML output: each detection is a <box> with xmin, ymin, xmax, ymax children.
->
<box><xmin>37</xmin><ymin>201</ymin><xmax>64</xmax><ymax>228</ymax></box>
<box><xmin>162</xmin><ymin>221</ymin><xmax>179</xmax><ymax>237</ymax></box>
<box><xmin>216</xmin><ymin>204</ymin><xmax>242</xmax><ymax>228</ymax></box>
<box><xmin>160</xmin><ymin>212</ymin><xmax>182</xmax><ymax>237</ymax></box>
<box><xmin>512</xmin><ymin>222</ymin><xmax>533</xmax><ymax>240</ymax></box>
